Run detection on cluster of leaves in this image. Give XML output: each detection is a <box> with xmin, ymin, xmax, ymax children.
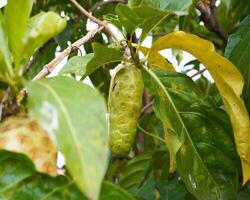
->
<box><xmin>0</xmin><ymin>0</ymin><xmax>250</xmax><ymax>200</ymax></box>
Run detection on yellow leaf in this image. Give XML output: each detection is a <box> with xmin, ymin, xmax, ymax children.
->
<box><xmin>163</xmin><ymin>125</ymin><xmax>179</xmax><ymax>173</ymax></box>
<box><xmin>0</xmin><ymin>114</ymin><xmax>57</xmax><ymax>176</ymax></box>
<box><xmin>138</xmin><ymin>46</ymin><xmax>175</xmax><ymax>71</ymax></box>
<box><xmin>148</xmin><ymin>31</ymin><xmax>250</xmax><ymax>184</ymax></box>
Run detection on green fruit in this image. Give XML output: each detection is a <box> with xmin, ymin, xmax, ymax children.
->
<box><xmin>109</xmin><ymin>62</ymin><xmax>144</xmax><ymax>156</ymax></box>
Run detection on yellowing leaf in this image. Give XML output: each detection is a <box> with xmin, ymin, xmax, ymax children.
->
<box><xmin>138</xmin><ymin>45</ymin><xmax>175</xmax><ymax>71</ymax></box>
<box><xmin>148</xmin><ymin>31</ymin><xmax>250</xmax><ymax>184</ymax></box>
<box><xmin>0</xmin><ymin>114</ymin><xmax>57</xmax><ymax>176</ymax></box>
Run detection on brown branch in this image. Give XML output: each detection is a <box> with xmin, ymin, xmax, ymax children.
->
<box><xmin>196</xmin><ymin>0</ymin><xmax>228</xmax><ymax>42</ymax></box>
<box><xmin>70</xmin><ymin>0</ymin><xmax>119</xmax><ymax>41</ymax></box>
<box><xmin>89</xmin><ymin>0</ymin><xmax>126</xmax><ymax>12</ymax></box>
<box><xmin>141</xmin><ymin>100</ymin><xmax>154</xmax><ymax>114</ymax></box>
<box><xmin>190</xmin><ymin>68</ymin><xmax>207</xmax><ymax>78</ymax></box>
<box><xmin>0</xmin><ymin>86</ymin><xmax>11</xmax><ymax>121</ymax></box>
<box><xmin>32</xmin><ymin>26</ymin><xmax>104</xmax><ymax>81</ymax></box>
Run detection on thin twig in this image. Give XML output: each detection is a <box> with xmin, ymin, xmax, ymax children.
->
<box><xmin>89</xmin><ymin>0</ymin><xmax>126</xmax><ymax>12</ymax></box>
<box><xmin>0</xmin><ymin>86</ymin><xmax>11</xmax><ymax>121</ymax></box>
<box><xmin>141</xmin><ymin>100</ymin><xmax>155</xmax><ymax>114</ymax></box>
<box><xmin>196</xmin><ymin>0</ymin><xmax>228</xmax><ymax>42</ymax></box>
<box><xmin>32</xmin><ymin>26</ymin><xmax>103</xmax><ymax>81</ymax></box>
<box><xmin>190</xmin><ymin>68</ymin><xmax>206</xmax><ymax>78</ymax></box>
<box><xmin>70</xmin><ymin>0</ymin><xmax>119</xmax><ymax>40</ymax></box>
<box><xmin>137</xmin><ymin>123</ymin><xmax>165</xmax><ymax>143</ymax></box>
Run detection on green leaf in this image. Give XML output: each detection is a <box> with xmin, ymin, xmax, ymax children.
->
<box><xmin>0</xmin><ymin>150</ymin><xmax>87</xmax><ymax>199</ymax></box>
<box><xmin>120</xmin><ymin>152</ymin><xmax>152</xmax><ymax>190</ymax></box>
<box><xmin>26</xmin><ymin>77</ymin><xmax>109</xmax><ymax>200</ymax></box>
<box><xmin>21</xmin><ymin>11</ymin><xmax>66</xmax><ymax>73</ymax></box>
<box><xmin>85</xmin><ymin>43</ymin><xmax>123</xmax><ymax>77</ymax></box>
<box><xmin>225</xmin><ymin>15</ymin><xmax>250</xmax><ymax>114</ymax></box>
<box><xmin>115</xmin><ymin>4</ymin><xmax>169</xmax><ymax>42</ymax></box>
<box><xmin>0</xmin><ymin>13</ymin><xmax>12</xmax><ymax>79</ymax></box>
<box><xmin>116</xmin><ymin>4</ymin><xmax>141</xmax><ymax>34</ymax></box>
<box><xmin>100</xmin><ymin>181</ymin><xmax>136</xmax><ymax>200</ymax></box>
<box><xmin>157</xmin><ymin>174</ymin><xmax>196</xmax><ymax>200</ymax></box>
<box><xmin>4</xmin><ymin>0</ymin><xmax>33</xmax><ymax>68</ymax></box>
<box><xmin>129</xmin><ymin>0</ymin><xmax>192</xmax><ymax>14</ymax></box>
<box><xmin>143</xmin><ymin>68</ymin><xmax>239</xmax><ymax>200</ymax></box>
<box><xmin>148</xmin><ymin>31</ymin><xmax>250</xmax><ymax>184</ymax></box>
<box><xmin>59</xmin><ymin>54</ymin><xmax>94</xmax><ymax>76</ymax></box>
<box><xmin>134</xmin><ymin>6</ymin><xmax>169</xmax><ymax>43</ymax></box>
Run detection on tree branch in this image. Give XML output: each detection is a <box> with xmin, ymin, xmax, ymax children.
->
<box><xmin>32</xmin><ymin>26</ymin><xmax>104</xmax><ymax>81</ymax></box>
<box><xmin>190</xmin><ymin>68</ymin><xmax>207</xmax><ymax>78</ymax></box>
<box><xmin>196</xmin><ymin>0</ymin><xmax>228</xmax><ymax>42</ymax></box>
<box><xmin>89</xmin><ymin>0</ymin><xmax>126</xmax><ymax>13</ymax></box>
<box><xmin>70</xmin><ymin>0</ymin><xmax>119</xmax><ymax>41</ymax></box>
<box><xmin>33</xmin><ymin>0</ymin><xmax>123</xmax><ymax>81</ymax></box>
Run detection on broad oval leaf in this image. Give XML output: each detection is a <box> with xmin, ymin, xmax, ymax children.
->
<box><xmin>148</xmin><ymin>31</ymin><xmax>250</xmax><ymax>184</ymax></box>
<box><xmin>143</xmin><ymin>69</ymin><xmax>239</xmax><ymax>200</ymax></box>
<box><xmin>0</xmin><ymin>150</ymin><xmax>87</xmax><ymax>199</ymax></box>
<box><xmin>26</xmin><ymin>77</ymin><xmax>109</xmax><ymax>200</ymax></box>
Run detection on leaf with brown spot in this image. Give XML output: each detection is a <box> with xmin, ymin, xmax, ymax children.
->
<box><xmin>148</xmin><ymin>31</ymin><xmax>250</xmax><ymax>184</ymax></box>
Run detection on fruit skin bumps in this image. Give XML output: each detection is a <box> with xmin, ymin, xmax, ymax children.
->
<box><xmin>108</xmin><ymin>62</ymin><xmax>144</xmax><ymax>156</ymax></box>
<box><xmin>0</xmin><ymin>114</ymin><xmax>57</xmax><ymax>176</ymax></box>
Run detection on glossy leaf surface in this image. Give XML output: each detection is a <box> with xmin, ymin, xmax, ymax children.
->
<box><xmin>148</xmin><ymin>31</ymin><xmax>250</xmax><ymax>184</ymax></box>
<box><xmin>144</xmin><ymin>69</ymin><xmax>239</xmax><ymax>200</ymax></box>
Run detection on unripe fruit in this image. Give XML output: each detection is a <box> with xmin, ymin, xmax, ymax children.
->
<box><xmin>0</xmin><ymin>114</ymin><xmax>57</xmax><ymax>176</ymax></box>
<box><xmin>108</xmin><ymin>62</ymin><xmax>144</xmax><ymax>156</ymax></box>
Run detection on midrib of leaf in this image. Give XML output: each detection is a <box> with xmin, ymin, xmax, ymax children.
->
<box><xmin>36</xmin><ymin>82</ymin><xmax>86</xmax><ymax>188</ymax></box>
<box><xmin>142</xmin><ymin>65</ymin><xmax>220</xmax><ymax>198</ymax></box>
